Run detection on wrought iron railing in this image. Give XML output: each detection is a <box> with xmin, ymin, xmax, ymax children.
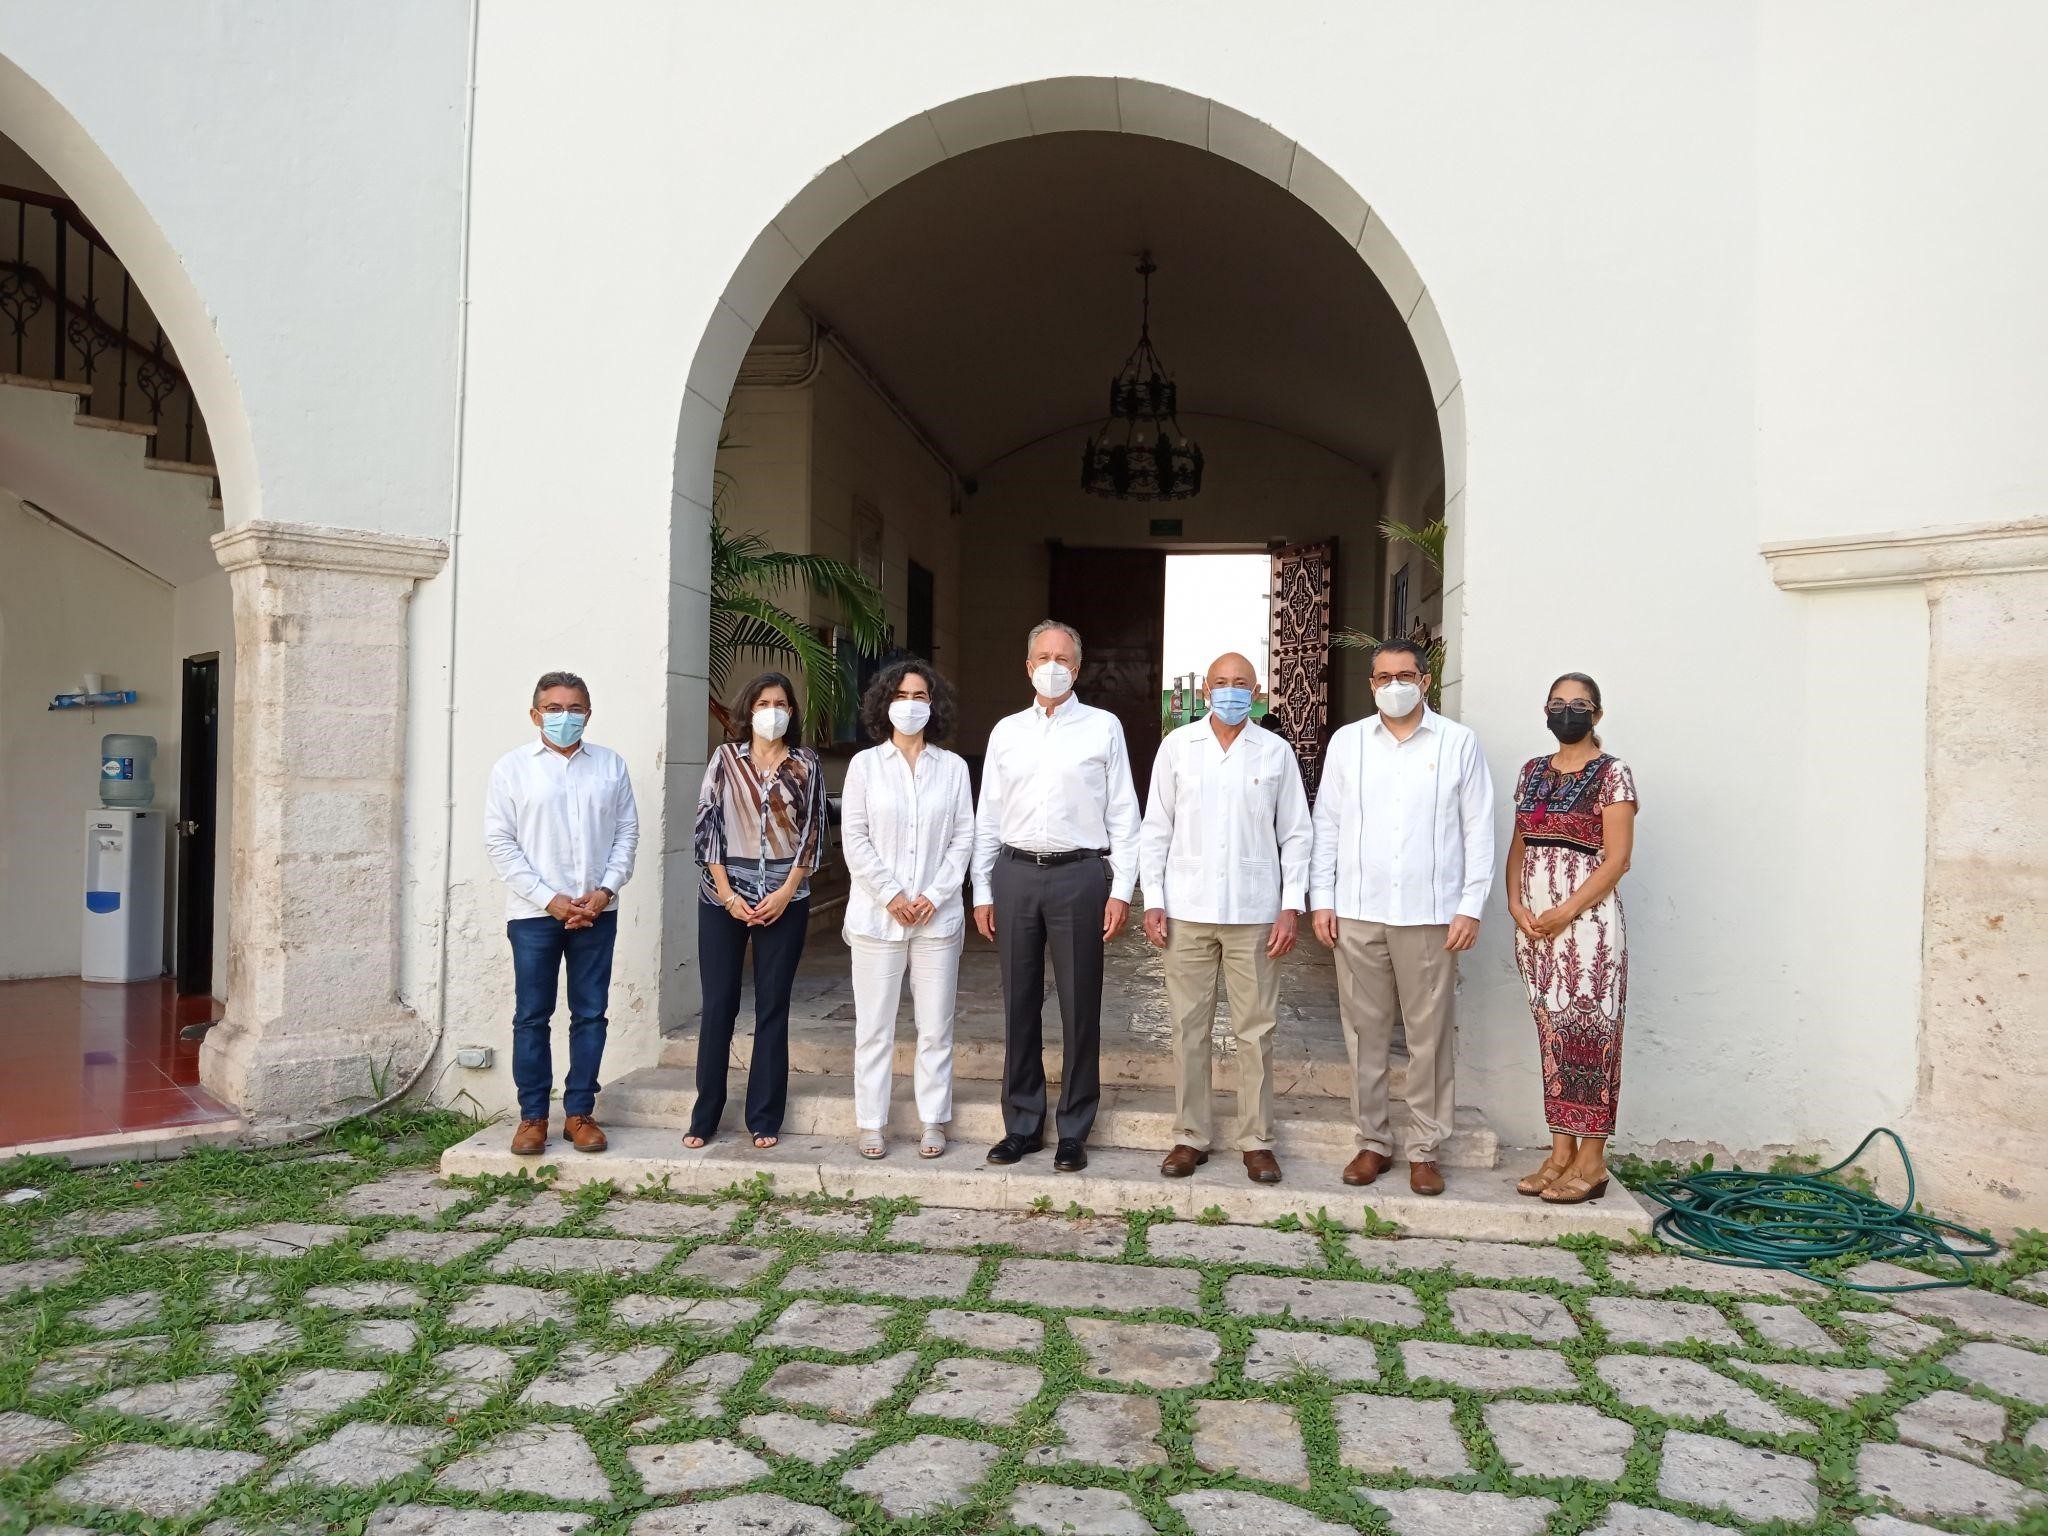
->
<box><xmin>0</xmin><ymin>183</ymin><xmax>211</xmax><ymax>467</ymax></box>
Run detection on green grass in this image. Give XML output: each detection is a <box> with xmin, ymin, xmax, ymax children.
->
<box><xmin>0</xmin><ymin>1113</ymin><xmax>2043</xmax><ymax>1534</ymax></box>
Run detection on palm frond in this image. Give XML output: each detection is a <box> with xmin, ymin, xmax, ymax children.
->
<box><xmin>711</xmin><ymin>592</ymin><xmax>857</xmax><ymax>743</ymax></box>
<box><xmin>1379</xmin><ymin>516</ymin><xmax>1449</xmax><ymax>574</ymax></box>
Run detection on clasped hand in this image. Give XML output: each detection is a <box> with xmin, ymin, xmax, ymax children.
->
<box><xmin>886</xmin><ymin>893</ymin><xmax>937</xmax><ymax>928</ymax></box>
<box><xmin>546</xmin><ymin>889</ymin><xmax>610</xmax><ymax>930</ymax></box>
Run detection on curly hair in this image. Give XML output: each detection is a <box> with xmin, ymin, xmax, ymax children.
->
<box><xmin>859</xmin><ymin>657</ymin><xmax>957</xmax><ymax>745</ymax></box>
<box><xmin>727</xmin><ymin>671</ymin><xmax>804</xmax><ymax>748</ymax></box>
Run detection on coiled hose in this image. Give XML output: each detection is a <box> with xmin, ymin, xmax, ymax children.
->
<box><xmin>1638</xmin><ymin>1127</ymin><xmax>1999</xmax><ymax>1290</ymax></box>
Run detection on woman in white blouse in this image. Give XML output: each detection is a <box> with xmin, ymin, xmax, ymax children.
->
<box><xmin>840</xmin><ymin>658</ymin><xmax>976</xmax><ymax>1159</ymax></box>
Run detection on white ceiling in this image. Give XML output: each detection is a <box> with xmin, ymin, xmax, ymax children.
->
<box><xmin>772</xmin><ymin>130</ymin><xmax>1433</xmax><ymax>476</ymax></box>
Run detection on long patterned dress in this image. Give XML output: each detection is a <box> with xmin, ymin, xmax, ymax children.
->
<box><xmin>1512</xmin><ymin>753</ymin><xmax>1637</xmax><ymax>1137</ymax></box>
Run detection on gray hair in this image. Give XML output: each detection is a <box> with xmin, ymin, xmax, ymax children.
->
<box><xmin>532</xmin><ymin>670</ymin><xmax>591</xmax><ymax>708</ymax></box>
<box><xmin>1026</xmin><ymin>619</ymin><xmax>1083</xmax><ymax>665</ymax></box>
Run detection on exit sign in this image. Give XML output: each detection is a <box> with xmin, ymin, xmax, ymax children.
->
<box><xmin>1149</xmin><ymin>518</ymin><xmax>1184</xmax><ymax>538</ymax></box>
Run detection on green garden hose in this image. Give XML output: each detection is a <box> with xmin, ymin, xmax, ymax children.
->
<box><xmin>1638</xmin><ymin>1127</ymin><xmax>1999</xmax><ymax>1290</ymax></box>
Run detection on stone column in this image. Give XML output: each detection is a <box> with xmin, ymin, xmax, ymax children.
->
<box><xmin>1766</xmin><ymin>518</ymin><xmax>2048</xmax><ymax>1230</ymax></box>
<box><xmin>200</xmin><ymin>519</ymin><xmax>448</xmax><ymax>1124</ymax></box>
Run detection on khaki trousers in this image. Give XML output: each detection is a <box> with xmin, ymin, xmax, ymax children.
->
<box><xmin>1333</xmin><ymin>921</ymin><xmax>1456</xmax><ymax>1161</ymax></box>
<box><xmin>1162</xmin><ymin>920</ymin><xmax>1279</xmax><ymax>1152</ymax></box>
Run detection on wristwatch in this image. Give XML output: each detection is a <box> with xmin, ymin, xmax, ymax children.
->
<box><xmin>599</xmin><ymin>886</ymin><xmax>616</xmax><ymax>901</ymax></box>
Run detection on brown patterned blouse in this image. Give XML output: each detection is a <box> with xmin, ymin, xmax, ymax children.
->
<box><xmin>693</xmin><ymin>741</ymin><xmax>826</xmax><ymax>905</ymax></box>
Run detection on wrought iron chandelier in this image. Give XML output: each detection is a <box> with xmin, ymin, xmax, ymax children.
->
<box><xmin>1081</xmin><ymin>254</ymin><xmax>1204</xmax><ymax>501</ymax></box>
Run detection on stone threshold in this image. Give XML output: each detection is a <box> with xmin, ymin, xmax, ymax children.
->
<box><xmin>601</xmin><ymin>1066</ymin><xmax>1499</xmax><ymax>1168</ymax></box>
<box><xmin>441</xmin><ymin>1125</ymin><xmax>1650</xmax><ymax>1241</ymax></box>
<box><xmin>2</xmin><ymin>1117</ymin><xmax>252</xmax><ymax>1168</ymax></box>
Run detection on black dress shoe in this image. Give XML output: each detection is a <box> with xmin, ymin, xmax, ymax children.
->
<box><xmin>986</xmin><ymin>1134</ymin><xmax>1044</xmax><ymax>1165</ymax></box>
<box><xmin>1054</xmin><ymin>1137</ymin><xmax>1088</xmax><ymax>1172</ymax></box>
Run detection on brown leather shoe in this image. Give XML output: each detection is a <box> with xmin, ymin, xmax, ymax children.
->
<box><xmin>1243</xmin><ymin>1150</ymin><xmax>1282</xmax><ymax>1184</ymax></box>
<box><xmin>1342</xmin><ymin>1149</ymin><xmax>1391</xmax><ymax>1186</ymax></box>
<box><xmin>1409</xmin><ymin>1160</ymin><xmax>1445</xmax><ymax>1196</ymax></box>
<box><xmin>509</xmin><ymin>1118</ymin><xmax>547</xmax><ymax>1155</ymax></box>
<box><xmin>1160</xmin><ymin>1144</ymin><xmax>1209</xmax><ymax>1178</ymax></box>
<box><xmin>562</xmin><ymin>1115</ymin><xmax>607</xmax><ymax>1154</ymax></box>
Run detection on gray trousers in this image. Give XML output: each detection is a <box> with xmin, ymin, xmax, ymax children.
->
<box><xmin>1334</xmin><ymin>921</ymin><xmax>1457</xmax><ymax>1161</ymax></box>
<box><xmin>993</xmin><ymin>852</ymin><xmax>1107</xmax><ymax>1141</ymax></box>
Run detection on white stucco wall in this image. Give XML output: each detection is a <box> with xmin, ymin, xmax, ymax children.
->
<box><xmin>13</xmin><ymin>2</ymin><xmax>2044</xmax><ymax>1173</ymax></box>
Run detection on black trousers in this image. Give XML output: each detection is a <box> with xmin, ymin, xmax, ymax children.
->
<box><xmin>994</xmin><ymin>852</ymin><xmax>1107</xmax><ymax>1142</ymax></box>
<box><xmin>692</xmin><ymin>898</ymin><xmax>809</xmax><ymax>1139</ymax></box>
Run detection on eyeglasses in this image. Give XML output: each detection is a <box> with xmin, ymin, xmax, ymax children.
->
<box><xmin>1545</xmin><ymin>701</ymin><xmax>1594</xmax><ymax>717</ymax></box>
<box><xmin>538</xmin><ymin>704</ymin><xmax>590</xmax><ymax>717</ymax></box>
<box><xmin>1370</xmin><ymin>671</ymin><xmax>1423</xmax><ymax>688</ymax></box>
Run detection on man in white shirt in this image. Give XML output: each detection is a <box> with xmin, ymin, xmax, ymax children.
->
<box><xmin>1310</xmin><ymin>639</ymin><xmax>1494</xmax><ymax>1196</ymax></box>
<box><xmin>483</xmin><ymin>671</ymin><xmax>640</xmax><ymax>1158</ymax></box>
<box><xmin>1140</xmin><ymin>652</ymin><xmax>1312</xmax><ymax>1185</ymax></box>
<box><xmin>972</xmin><ymin>620</ymin><xmax>1143</xmax><ymax>1173</ymax></box>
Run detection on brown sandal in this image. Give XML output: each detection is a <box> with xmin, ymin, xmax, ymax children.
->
<box><xmin>1540</xmin><ymin>1172</ymin><xmax>1610</xmax><ymax>1204</ymax></box>
<box><xmin>1516</xmin><ymin>1161</ymin><xmax>1569</xmax><ymax>1196</ymax></box>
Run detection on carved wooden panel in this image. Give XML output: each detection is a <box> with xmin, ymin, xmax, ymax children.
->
<box><xmin>1268</xmin><ymin>538</ymin><xmax>1335</xmax><ymax>795</ymax></box>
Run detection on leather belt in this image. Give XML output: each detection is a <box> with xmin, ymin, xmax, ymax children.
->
<box><xmin>1001</xmin><ymin>845</ymin><xmax>1107</xmax><ymax>867</ymax></box>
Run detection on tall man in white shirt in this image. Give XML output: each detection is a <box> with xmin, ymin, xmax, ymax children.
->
<box><xmin>1140</xmin><ymin>652</ymin><xmax>1312</xmax><ymax>1185</ymax></box>
<box><xmin>1310</xmin><ymin>639</ymin><xmax>1494</xmax><ymax>1196</ymax></box>
<box><xmin>972</xmin><ymin>620</ymin><xmax>1143</xmax><ymax>1172</ymax></box>
<box><xmin>484</xmin><ymin>671</ymin><xmax>640</xmax><ymax>1158</ymax></box>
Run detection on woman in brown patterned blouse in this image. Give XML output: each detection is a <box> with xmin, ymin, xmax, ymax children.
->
<box><xmin>688</xmin><ymin>672</ymin><xmax>826</xmax><ymax>1149</ymax></box>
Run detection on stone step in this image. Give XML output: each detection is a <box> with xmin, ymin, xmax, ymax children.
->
<box><xmin>441</xmin><ymin>1124</ymin><xmax>1648</xmax><ymax>1243</ymax></box>
<box><xmin>599</xmin><ymin>1066</ymin><xmax>1499</xmax><ymax>1169</ymax></box>
<box><xmin>656</xmin><ymin>1018</ymin><xmax>1368</xmax><ymax>1101</ymax></box>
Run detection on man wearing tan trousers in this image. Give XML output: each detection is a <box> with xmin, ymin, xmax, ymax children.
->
<box><xmin>1140</xmin><ymin>652</ymin><xmax>1313</xmax><ymax>1184</ymax></box>
<box><xmin>1310</xmin><ymin>639</ymin><xmax>1495</xmax><ymax>1196</ymax></box>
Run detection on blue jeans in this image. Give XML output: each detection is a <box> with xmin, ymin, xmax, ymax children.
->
<box><xmin>507</xmin><ymin>909</ymin><xmax>616</xmax><ymax>1121</ymax></box>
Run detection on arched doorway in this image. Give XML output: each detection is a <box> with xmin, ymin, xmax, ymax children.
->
<box><xmin>643</xmin><ymin>78</ymin><xmax>1480</xmax><ymax>1170</ymax></box>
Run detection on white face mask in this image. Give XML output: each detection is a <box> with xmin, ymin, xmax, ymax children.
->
<box><xmin>1374</xmin><ymin>681</ymin><xmax>1423</xmax><ymax>718</ymax></box>
<box><xmin>1031</xmin><ymin>661</ymin><xmax>1074</xmax><ymax>699</ymax></box>
<box><xmin>887</xmin><ymin>699</ymin><xmax>931</xmax><ymax>736</ymax></box>
<box><xmin>752</xmin><ymin>706</ymin><xmax>791</xmax><ymax>742</ymax></box>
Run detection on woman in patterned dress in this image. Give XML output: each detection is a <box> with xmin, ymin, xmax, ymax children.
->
<box><xmin>688</xmin><ymin>672</ymin><xmax>826</xmax><ymax>1151</ymax></box>
<box><xmin>1505</xmin><ymin>673</ymin><xmax>1638</xmax><ymax>1204</ymax></box>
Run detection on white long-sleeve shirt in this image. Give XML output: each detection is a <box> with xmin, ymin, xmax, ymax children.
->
<box><xmin>971</xmin><ymin>695</ymin><xmax>1143</xmax><ymax>905</ymax></box>
<box><xmin>1138</xmin><ymin>717</ymin><xmax>1312</xmax><ymax>924</ymax></box>
<box><xmin>839</xmin><ymin>740</ymin><xmax>976</xmax><ymax>942</ymax></box>
<box><xmin>1309</xmin><ymin>709</ymin><xmax>1495</xmax><ymax>926</ymax></box>
<box><xmin>484</xmin><ymin>738</ymin><xmax>640</xmax><ymax>921</ymax></box>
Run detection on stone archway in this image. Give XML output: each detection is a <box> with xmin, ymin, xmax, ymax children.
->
<box><xmin>0</xmin><ymin>50</ymin><xmax>447</xmax><ymax>1128</ymax></box>
<box><xmin>664</xmin><ymin>77</ymin><xmax>1468</xmax><ymax>999</ymax></box>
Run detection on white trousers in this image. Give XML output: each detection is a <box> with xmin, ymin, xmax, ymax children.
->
<box><xmin>848</xmin><ymin>929</ymin><xmax>962</xmax><ymax>1130</ymax></box>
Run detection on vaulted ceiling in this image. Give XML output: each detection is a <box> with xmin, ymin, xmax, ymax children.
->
<box><xmin>768</xmin><ymin>130</ymin><xmax>1433</xmax><ymax>476</ymax></box>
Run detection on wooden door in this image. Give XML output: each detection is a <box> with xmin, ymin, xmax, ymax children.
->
<box><xmin>1268</xmin><ymin>538</ymin><xmax>1336</xmax><ymax>794</ymax></box>
<box><xmin>1047</xmin><ymin>544</ymin><xmax>1167</xmax><ymax>763</ymax></box>
<box><xmin>175</xmin><ymin>653</ymin><xmax>220</xmax><ymax>995</ymax></box>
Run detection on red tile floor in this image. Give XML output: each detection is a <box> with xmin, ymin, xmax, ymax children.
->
<box><xmin>0</xmin><ymin>977</ymin><xmax>236</xmax><ymax>1148</ymax></box>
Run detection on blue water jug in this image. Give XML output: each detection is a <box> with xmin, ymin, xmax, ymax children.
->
<box><xmin>100</xmin><ymin>733</ymin><xmax>156</xmax><ymax>808</ymax></box>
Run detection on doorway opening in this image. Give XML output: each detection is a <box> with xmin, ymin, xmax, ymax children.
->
<box><xmin>175</xmin><ymin>652</ymin><xmax>220</xmax><ymax>1000</ymax></box>
<box><xmin>1161</xmin><ymin>552</ymin><xmax>1272</xmax><ymax>734</ymax></box>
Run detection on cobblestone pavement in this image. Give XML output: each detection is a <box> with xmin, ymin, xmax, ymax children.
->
<box><xmin>1</xmin><ymin>1125</ymin><xmax>2044</xmax><ymax>1534</ymax></box>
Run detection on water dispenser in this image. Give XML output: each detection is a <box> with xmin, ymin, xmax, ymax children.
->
<box><xmin>99</xmin><ymin>732</ymin><xmax>156</xmax><ymax>808</ymax></box>
<box><xmin>82</xmin><ymin>808</ymin><xmax>166</xmax><ymax>981</ymax></box>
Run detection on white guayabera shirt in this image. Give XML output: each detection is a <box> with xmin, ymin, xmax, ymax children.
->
<box><xmin>1138</xmin><ymin>717</ymin><xmax>1312</xmax><ymax>924</ymax></box>
<box><xmin>970</xmin><ymin>694</ymin><xmax>1144</xmax><ymax>905</ymax></box>
<box><xmin>483</xmin><ymin>738</ymin><xmax>640</xmax><ymax>921</ymax></box>
<box><xmin>1309</xmin><ymin>707</ymin><xmax>1497</xmax><ymax>927</ymax></box>
<box><xmin>838</xmin><ymin>740</ymin><xmax>976</xmax><ymax>942</ymax></box>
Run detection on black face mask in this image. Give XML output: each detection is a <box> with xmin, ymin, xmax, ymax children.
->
<box><xmin>1546</xmin><ymin>705</ymin><xmax>1595</xmax><ymax>744</ymax></box>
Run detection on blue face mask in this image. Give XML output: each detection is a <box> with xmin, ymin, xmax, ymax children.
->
<box><xmin>541</xmin><ymin>711</ymin><xmax>586</xmax><ymax>748</ymax></box>
<box><xmin>1208</xmin><ymin>686</ymin><xmax>1254</xmax><ymax>726</ymax></box>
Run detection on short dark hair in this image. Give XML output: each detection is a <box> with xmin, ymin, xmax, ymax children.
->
<box><xmin>533</xmin><ymin>670</ymin><xmax>590</xmax><ymax>709</ymax></box>
<box><xmin>728</xmin><ymin>670</ymin><xmax>803</xmax><ymax>748</ymax></box>
<box><xmin>1368</xmin><ymin>639</ymin><xmax>1429</xmax><ymax>676</ymax></box>
<box><xmin>860</xmin><ymin>657</ymin><xmax>957</xmax><ymax>744</ymax></box>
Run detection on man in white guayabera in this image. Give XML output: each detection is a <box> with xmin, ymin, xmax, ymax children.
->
<box><xmin>1310</xmin><ymin>639</ymin><xmax>1494</xmax><ymax>1197</ymax></box>
<box><xmin>1140</xmin><ymin>651</ymin><xmax>1312</xmax><ymax>1186</ymax></box>
<box><xmin>484</xmin><ymin>670</ymin><xmax>640</xmax><ymax>1158</ymax></box>
<box><xmin>972</xmin><ymin>620</ymin><xmax>1143</xmax><ymax>1174</ymax></box>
